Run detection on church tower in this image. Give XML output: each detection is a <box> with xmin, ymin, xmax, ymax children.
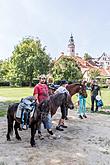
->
<box><xmin>67</xmin><ymin>34</ymin><xmax>75</xmax><ymax>56</ymax></box>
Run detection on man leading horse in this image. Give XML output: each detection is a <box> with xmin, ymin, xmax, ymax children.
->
<box><xmin>33</xmin><ymin>74</ymin><xmax>56</xmax><ymax>139</ymax></box>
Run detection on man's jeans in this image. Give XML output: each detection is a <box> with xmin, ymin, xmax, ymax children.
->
<box><xmin>91</xmin><ymin>95</ymin><xmax>98</xmax><ymax>112</ymax></box>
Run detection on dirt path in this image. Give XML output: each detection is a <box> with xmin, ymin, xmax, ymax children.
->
<box><xmin>0</xmin><ymin>110</ymin><xmax>110</xmax><ymax>165</ymax></box>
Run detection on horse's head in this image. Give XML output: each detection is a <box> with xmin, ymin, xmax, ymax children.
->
<box><xmin>66</xmin><ymin>83</ymin><xmax>83</xmax><ymax>96</ymax></box>
<box><xmin>38</xmin><ymin>100</ymin><xmax>49</xmax><ymax>120</ymax></box>
<box><xmin>63</xmin><ymin>92</ymin><xmax>74</xmax><ymax>110</ymax></box>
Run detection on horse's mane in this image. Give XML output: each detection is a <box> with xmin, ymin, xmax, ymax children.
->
<box><xmin>50</xmin><ymin>92</ymin><xmax>64</xmax><ymax>100</ymax></box>
<box><xmin>49</xmin><ymin>92</ymin><xmax>66</xmax><ymax>107</ymax></box>
<box><xmin>66</xmin><ymin>83</ymin><xmax>81</xmax><ymax>88</ymax></box>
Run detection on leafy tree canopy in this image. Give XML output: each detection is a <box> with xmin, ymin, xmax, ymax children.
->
<box><xmin>89</xmin><ymin>69</ymin><xmax>100</xmax><ymax>80</ymax></box>
<box><xmin>0</xmin><ymin>59</ymin><xmax>10</xmax><ymax>82</ymax></box>
<box><xmin>51</xmin><ymin>56</ymin><xmax>83</xmax><ymax>82</ymax></box>
<box><xmin>84</xmin><ymin>53</ymin><xmax>92</xmax><ymax>60</ymax></box>
<box><xmin>9</xmin><ymin>37</ymin><xmax>51</xmax><ymax>86</ymax></box>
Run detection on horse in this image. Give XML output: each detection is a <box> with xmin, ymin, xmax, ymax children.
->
<box><xmin>49</xmin><ymin>83</ymin><xmax>86</xmax><ymax>97</ymax></box>
<box><xmin>48</xmin><ymin>92</ymin><xmax>74</xmax><ymax>117</ymax></box>
<box><xmin>30</xmin><ymin>100</ymin><xmax>50</xmax><ymax>146</ymax></box>
<box><xmin>30</xmin><ymin>92</ymin><xmax>74</xmax><ymax>146</ymax></box>
<box><xmin>6</xmin><ymin>100</ymin><xmax>49</xmax><ymax>145</ymax></box>
<box><xmin>66</xmin><ymin>83</ymin><xmax>84</xmax><ymax>96</ymax></box>
<box><xmin>47</xmin><ymin>83</ymin><xmax>86</xmax><ymax>117</ymax></box>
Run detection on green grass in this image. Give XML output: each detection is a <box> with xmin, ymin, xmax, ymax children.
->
<box><xmin>0</xmin><ymin>87</ymin><xmax>33</xmax><ymax>117</ymax></box>
<box><xmin>0</xmin><ymin>87</ymin><xmax>110</xmax><ymax>116</ymax></box>
<box><xmin>0</xmin><ymin>87</ymin><xmax>33</xmax><ymax>101</ymax></box>
<box><xmin>0</xmin><ymin>110</ymin><xmax>6</xmax><ymax>117</ymax></box>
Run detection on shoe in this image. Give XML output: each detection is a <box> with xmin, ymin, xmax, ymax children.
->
<box><xmin>38</xmin><ymin>134</ymin><xmax>44</xmax><ymax>140</ymax></box>
<box><xmin>56</xmin><ymin>126</ymin><xmax>64</xmax><ymax>131</ymax></box>
<box><xmin>91</xmin><ymin>110</ymin><xmax>94</xmax><ymax>113</ymax></box>
<box><xmin>51</xmin><ymin>134</ymin><xmax>57</xmax><ymax>139</ymax></box>
<box><xmin>22</xmin><ymin>125</ymin><xmax>27</xmax><ymax>130</ymax></box>
<box><xmin>65</xmin><ymin>117</ymin><xmax>69</xmax><ymax>120</ymax></box>
<box><xmin>60</xmin><ymin>125</ymin><xmax>68</xmax><ymax>128</ymax></box>
<box><xmin>83</xmin><ymin>114</ymin><xmax>87</xmax><ymax>118</ymax></box>
<box><xmin>79</xmin><ymin>115</ymin><xmax>83</xmax><ymax>119</ymax></box>
<box><xmin>52</xmin><ymin>134</ymin><xmax>61</xmax><ymax>139</ymax></box>
<box><xmin>95</xmin><ymin>110</ymin><xmax>98</xmax><ymax>112</ymax></box>
<box><xmin>48</xmin><ymin>134</ymin><xmax>61</xmax><ymax>140</ymax></box>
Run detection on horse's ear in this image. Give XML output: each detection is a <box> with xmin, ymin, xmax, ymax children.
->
<box><xmin>64</xmin><ymin>92</ymin><xmax>67</xmax><ymax>98</ymax></box>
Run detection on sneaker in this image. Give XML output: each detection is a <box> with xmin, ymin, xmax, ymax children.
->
<box><xmin>79</xmin><ymin>115</ymin><xmax>83</xmax><ymax>119</ymax></box>
<box><xmin>56</xmin><ymin>126</ymin><xmax>64</xmax><ymax>131</ymax></box>
<box><xmin>60</xmin><ymin>125</ymin><xmax>68</xmax><ymax>128</ymax></box>
<box><xmin>91</xmin><ymin>110</ymin><xmax>94</xmax><ymax>113</ymax></box>
<box><xmin>83</xmin><ymin>114</ymin><xmax>87</xmax><ymax>118</ymax></box>
<box><xmin>38</xmin><ymin>134</ymin><xmax>44</xmax><ymax>140</ymax></box>
<box><xmin>22</xmin><ymin>125</ymin><xmax>27</xmax><ymax>130</ymax></box>
<box><xmin>51</xmin><ymin>134</ymin><xmax>57</xmax><ymax>139</ymax></box>
<box><xmin>65</xmin><ymin>117</ymin><xmax>69</xmax><ymax>120</ymax></box>
<box><xmin>49</xmin><ymin>134</ymin><xmax>61</xmax><ymax>140</ymax></box>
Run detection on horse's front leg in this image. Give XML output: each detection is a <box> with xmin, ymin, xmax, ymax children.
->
<box><xmin>30</xmin><ymin>122</ymin><xmax>36</xmax><ymax>147</ymax></box>
<box><xmin>14</xmin><ymin>121</ymin><xmax>21</xmax><ymax>140</ymax></box>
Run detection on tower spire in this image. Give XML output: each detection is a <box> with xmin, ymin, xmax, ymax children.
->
<box><xmin>67</xmin><ymin>34</ymin><xmax>75</xmax><ymax>56</ymax></box>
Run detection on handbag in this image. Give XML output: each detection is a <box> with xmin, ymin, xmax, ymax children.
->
<box><xmin>97</xmin><ymin>99</ymin><xmax>103</xmax><ymax>107</ymax></box>
<box><xmin>96</xmin><ymin>95</ymin><xmax>103</xmax><ymax>107</ymax></box>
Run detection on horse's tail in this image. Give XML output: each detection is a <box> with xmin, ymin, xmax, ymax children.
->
<box><xmin>7</xmin><ymin>105</ymin><xmax>14</xmax><ymax>135</ymax></box>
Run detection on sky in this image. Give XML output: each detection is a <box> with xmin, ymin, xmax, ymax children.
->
<box><xmin>0</xmin><ymin>0</ymin><xmax>110</xmax><ymax>60</ymax></box>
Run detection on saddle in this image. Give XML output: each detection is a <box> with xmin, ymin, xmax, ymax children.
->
<box><xmin>16</xmin><ymin>96</ymin><xmax>36</xmax><ymax>129</ymax></box>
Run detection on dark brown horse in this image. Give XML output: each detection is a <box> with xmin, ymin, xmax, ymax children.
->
<box><xmin>6</xmin><ymin>101</ymin><xmax>49</xmax><ymax>145</ymax></box>
<box><xmin>49</xmin><ymin>83</ymin><xmax>85</xmax><ymax>97</ymax></box>
<box><xmin>49</xmin><ymin>92</ymin><xmax>74</xmax><ymax>116</ymax></box>
<box><xmin>48</xmin><ymin>83</ymin><xmax>85</xmax><ymax>116</ymax></box>
<box><xmin>30</xmin><ymin>92</ymin><xmax>74</xmax><ymax>146</ymax></box>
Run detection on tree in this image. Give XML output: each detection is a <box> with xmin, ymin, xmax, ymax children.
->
<box><xmin>89</xmin><ymin>69</ymin><xmax>100</xmax><ymax>79</ymax></box>
<box><xmin>9</xmin><ymin>37</ymin><xmax>51</xmax><ymax>86</ymax></box>
<box><xmin>0</xmin><ymin>59</ymin><xmax>10</xmax><ymax>81</ymax></box>
<box><xmin>51</xmin><ymin>56</ymin><xmax>82</xmax><ymax>82</ymax></box>
<box><xmin>84</xmin><ymin>53</ymin><xmax>92</xmax><ymax>61</ymax></box>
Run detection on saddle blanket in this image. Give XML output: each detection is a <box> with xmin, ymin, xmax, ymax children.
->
<box><xmin>16</xmin><ymin>97</ymin><xmax>35</xmax><ymax>118</ymax></box>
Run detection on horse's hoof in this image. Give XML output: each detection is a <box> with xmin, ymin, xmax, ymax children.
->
<box><xmin>31</xmin><ymin>144</ymin><xmax>36</xmax><ymax>147</ymax></box>
<box><xmin>30</xmin><ymin>139</ymin><xmax>36</xmax><ymax>147</ymax></box>
<box><xmin>16</xmin><ymin>136</ymin><xmax>22</xmax><ymax>141</ymax></box>
<box><xmin>6</xmin><ymin>135</ymin><xmax>11</xmax><ymax>141</ymax></box>
<box><xmin>19</xmin><ymin>128</ymin><xmax>22</xmax><ymax>131</ymax></box>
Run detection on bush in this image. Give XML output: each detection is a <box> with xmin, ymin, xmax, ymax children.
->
<box><xmin>0</xmin><ymin>81</ymin><xmax>10</xmax><ymax>86</ymax></box>
<box><xmin>100</xmin><ymin>84</ymin><xmax>108</xmax><ymax>88</ymax></box>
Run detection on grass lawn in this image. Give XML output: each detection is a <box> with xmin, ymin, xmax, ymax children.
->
<box><xmin>0</xmin><ymin>87</ymin><xmax>110</xmax><ymax>116</ymax></box>
<box><xmin>0</xmin><ymin>87</ymin><xmax>33</xmax><ymax>116</ymax></box>
<box><xmin>0</xmin><ymin>87</ymin><xmax>33</xmax><ymax>101</ymax></box>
